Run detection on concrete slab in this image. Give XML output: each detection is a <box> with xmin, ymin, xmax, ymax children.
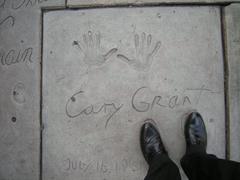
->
<box><xmin>0</xmin><ymin>8</ymin><xmax>41</xmax><ymax>180</ymax></box>
<box><xmin>0</xmin><ymin>0</ymin><xmax>65</xmax><ymax>9</ymax></box>
<box><xmin>67</xmin><ymin>0</ymin><xmax>239</xmax><ymax>8</ymax></box>
<box><xmin>224</xmin><ymin>3</ymin><xmax>240</xmax><ymax>161</ymax></box>
<box><xmin>43</xmin><ymin>6</ymin><xmax>226</xmax><ymax>180</ymax></box>
<box><xmin>0</xmin><ymin>0</ymin><xmax>65</xmax><ymax>179</ymax></box>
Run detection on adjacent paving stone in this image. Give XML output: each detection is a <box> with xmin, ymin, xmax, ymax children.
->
<box><xmin>225</xmin><ymin>3</ymin><xmax>240</xmax><ymax>161</ymax></box>
<box><xmin>0</xmin><ymin>0</ymin><xmax>65</xmax><ymax>179</ymax></box>
<box><xmin>67</xmin><ymin>0</ymin><xmax>239</xmax><ymax>8</ymax></box>
<box><xmin>43</xmin><ymin>6</ymin><xmax>225</xmax><ymax>180</ymax></box>
<box><xmin>0</xmin><ymin>0</ymin><xmax>65</xmax><ymax>9</ymax></box>
<box><xmin>0</xmin><ymin>8</ymin><xmax>41</xmax><ymax>180</ymax></box>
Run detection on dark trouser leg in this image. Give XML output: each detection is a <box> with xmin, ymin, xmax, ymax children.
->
<box><xmin>181</xmin><ymin>153</ymin><xmax>240</xmax><ymax>180</ymax></box>
<box><xmin>145</xmin><ymin>154</ymin><xmax>181</xmax><ymax>180</ymax></box>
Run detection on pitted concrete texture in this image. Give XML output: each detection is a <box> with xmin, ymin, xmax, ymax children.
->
<box><xmin>225</xmin><ymin>3</ymin><xmax>240</xmax><ymax>161</ymax></box>
<box><xmin>0</xmin><ymin>8</ymin><xmax>41</xmax><ymax>180</ymax></box>
<box><xmin>0</xmin><ymin>0</ymin><xmax>65</xmax><ymax>179</ymax></box>
<box><xmin>67</xmin><ymin>0</ymin><xmax>240</xmax><ymax>8</ymax></box>
<box><xmin>43</xmin><ymin>6</ymin><xmax>226</xmax><ymax>180</ymax></box>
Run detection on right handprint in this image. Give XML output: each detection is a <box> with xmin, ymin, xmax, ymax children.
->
<box><xmin>117</xmin><ymin>33</ymin><xmax>161</xmax><ymax>72</ymax></box>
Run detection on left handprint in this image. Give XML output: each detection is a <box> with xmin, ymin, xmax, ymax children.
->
<box><xmin>73</xmin><ymin>31</ymin><xmax>117</xmax><ymax>67</ymax></box>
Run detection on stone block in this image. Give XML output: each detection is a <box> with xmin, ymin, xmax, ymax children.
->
<box><xmin>43</xmin><ymin>6</ymin><xmax>226</xmax><ymax>180</ymax></box>
<box><xmin>0</xmin><ymin>0</ymin><xmax>65</xmax><ymax>179</ymax></box>
<box><xmin>0</xmin><ymin>0</ymin><xmax>65</xmax><ymax>10</ymax></box>
<box><xmin>0</xmin><ymin>8</ymin><xmax>41</xmax><ymax>180</ymax></box>
<box><xmin>224</xmin><ymin>3</ymin><xmax>240</xmax><ymax>161</ymax></box>
<box><xmin>67</xmin><ymin>0</ymin><xmax>240</xmax><ymax>8</ymax></box>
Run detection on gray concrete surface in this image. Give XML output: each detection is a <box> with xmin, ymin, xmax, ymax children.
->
<box><xmin>0</xmin><ymin>0</ymin><xmax>65</xmax><ymax>179</ymax></box>
<box><xmin>0</xmin><ymin>8</ymin><xmax>41</xmax><ymax>180</ymax></box>
<box><xmin>67</xmin><ymin>0</ymin><xmax>240</xmax><ymax>8</ymax></box>
<box><xmin>0</xmin><ymin>0</ymin><xmax>65</xmax><ymax>9</ymax></box>
<box><xmin>42</xmin><ymin>6</ymin><xmax>226</xmax><ymax>180</ymax></box>
<box><xmin>225</xmin><ymin>3</ymin><xmax>240</xmax><ymax>161</ymax></box>
<box><xmin>1</xmin><ymin>1</ymin><xmax>239</xmax><ymax>179</ymax></box>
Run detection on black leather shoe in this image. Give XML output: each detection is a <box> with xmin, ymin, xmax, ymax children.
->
<box><xmin>184</xmin><ymin>112</ymin><xmax>207</xmax><ymax>155</ymax></box>
<box><xmin>140</xmin><ymin>121</ymin><xmax>167</xmax><ymax>164</ymax></box>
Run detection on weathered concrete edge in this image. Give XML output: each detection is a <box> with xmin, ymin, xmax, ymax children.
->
<box><xmin>224</xmin><ymin>3</ymin><xmax>240</xmax><ymax>161</ymax></box>
<box><xmin>66</xmin><ymin>0</ymin><xmax>237</xmax><ymax>8</ymax></box>
<box><xmin>39</xmin><ymin>3</ymin><xmax>67</xmax><ymax>180</ymax></box>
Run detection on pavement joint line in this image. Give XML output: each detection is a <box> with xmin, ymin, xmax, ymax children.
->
<box><xmin>220</xmin><ymin>5</ymin><xmax>230</xmax><ymax>160</ymax></box>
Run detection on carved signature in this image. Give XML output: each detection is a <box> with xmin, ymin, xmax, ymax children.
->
<box><xmin>65</xmin><ymin>85</ymin><xmax>220</xmax><ymax>128</ymax></box>
<box><xmin>65</xmin><ymin>90</ymin><xmax>123</xmax><ymax>128</ymax></box>
<box><xmin>0</xmin><ymin>47</ymin><xmax>33</xmax><ymax>66</ymax></box>
<box><xmin>0</xmin><ymin>16</ymin><xmax>15</xmax><ymax>28</ymax></box>
<box><xmin>131</xmin><ymin>87</ymin><xmax>191</xmax><ymax>112</ymax></box>
<box><xmin>0</xmin><ymin>0</ymin><xmax>48</xmax><ymax>10</ymax></box>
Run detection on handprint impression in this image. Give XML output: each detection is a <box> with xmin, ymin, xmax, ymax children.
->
<box><xmin>73</xmin><ymin>31</ymin><xmax>117</xmax><ymax>67</ymax></box>
<box><xmin>117</xmin><ymin>33</ymin><xmax>161</xmax><ymax>71</ymax></box>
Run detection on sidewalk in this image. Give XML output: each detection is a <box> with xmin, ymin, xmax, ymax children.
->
<box><xmin>0</xmin><ymin>1</ymin><xmax>239</xmax><ymax>180</ymax></box>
